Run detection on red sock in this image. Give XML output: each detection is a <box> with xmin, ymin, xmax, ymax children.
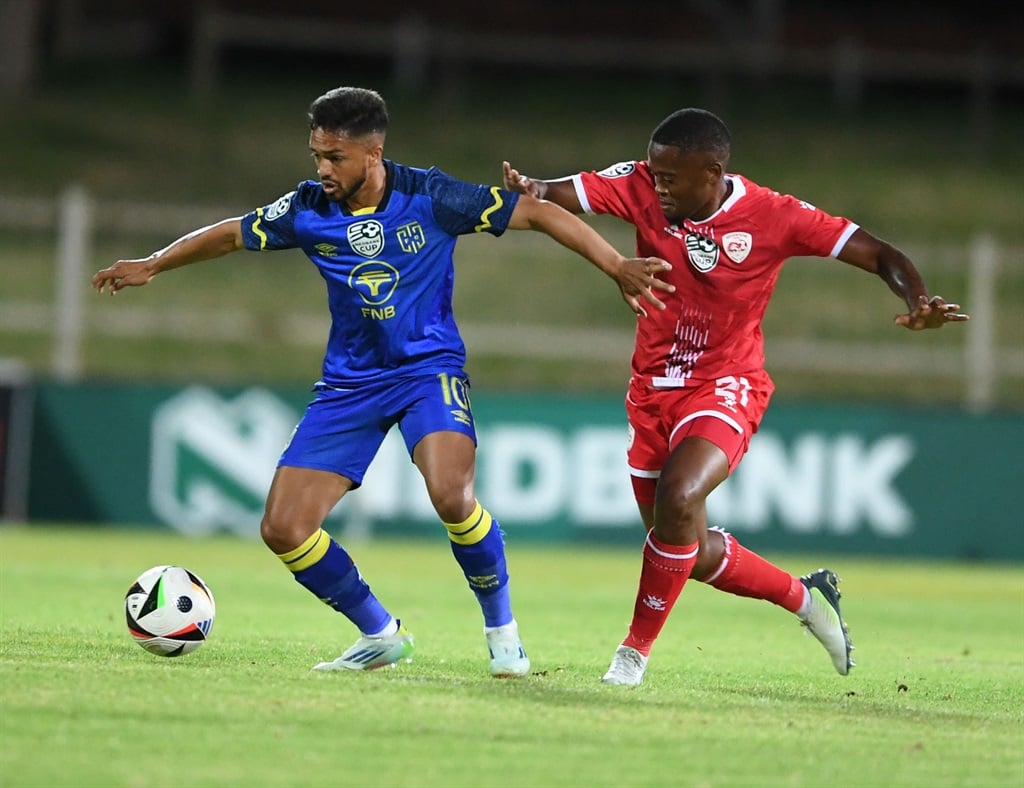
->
<box><xmin>622</xmin><ymin>532</ymin><xmax>698</xmax><ymax>657</ymax></box>
<box><xmin>701</xmin><ymin>530</ymin><xmax>806</xmax><ymax>613</ymax></box>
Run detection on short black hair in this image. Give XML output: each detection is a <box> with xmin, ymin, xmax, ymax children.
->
<box><xmin>308</xmin><ymin>87</ymin><xmax>389</xmax><ymax>137</ymax></box>
<box><xmin>651</xmin><ymin>108</ymin><xmax>730</xmax><ymax>163</ymax></box>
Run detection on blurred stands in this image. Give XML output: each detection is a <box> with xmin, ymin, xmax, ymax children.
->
<box><xmin>5</xmin><ymin>1</ymin><xmax>1024</xmax><ymax>99</ymax></box>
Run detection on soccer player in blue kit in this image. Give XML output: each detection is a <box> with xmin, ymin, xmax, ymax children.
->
<box><xmin>92</xmin><ymin>86</ymin><xmax>673</xmax><ymax>677</ymax></box>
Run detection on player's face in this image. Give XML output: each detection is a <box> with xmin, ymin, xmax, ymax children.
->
<box><xmin>309</xmin><ymin>127</ymin><xmax>383</xmax><ymax>204</ymax></box>
<box><xmin>647</xmin><ymin>143</ymin><xmax>724</xmax><ymax>223</ymax></box>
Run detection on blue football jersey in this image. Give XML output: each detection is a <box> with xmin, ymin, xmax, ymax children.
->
<box><xmin>240</xmin><ymin>161</ymin><xmax>520</xmax><ymax>386</ymax></box>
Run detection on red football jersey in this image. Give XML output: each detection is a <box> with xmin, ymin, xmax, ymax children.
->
<box><xmin>574</xmin><ymin>161</ymin><xmax>858</xmax><ymax>386</ymax></box>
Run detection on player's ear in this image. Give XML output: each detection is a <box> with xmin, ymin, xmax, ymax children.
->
<box><xmin>362</xmin><ymin>133</ymin><xmax>384</xmax><ymax>164</ymax></box>
<box><xmin>705</xmin><ymin>159</ymin><xmax>724</xmax><ymax>182</ymax></box>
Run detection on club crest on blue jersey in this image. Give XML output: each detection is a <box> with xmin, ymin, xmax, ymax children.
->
<box><xmin>348</xmin><ymin>220</ymin><xmax>385</xmax><ymax>257</ymax></box>
<box><xmin>349</xmin><ymin>261</ymin><xmax>399</xmax><ymax>305</ymax></box>
<box><xmin>685</xmin><ymin>232</ymin><xmax>720</xmax><ymax>272</ymax></box>
<box><xmin>396</xmin><ymin>222</ymin><xmax>426</xmax><ymax>253</ymax></box>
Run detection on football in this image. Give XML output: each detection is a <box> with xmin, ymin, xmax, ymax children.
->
<box><xmin>125</xmin><ymin>565</ymin><xmax>216</xmax><ymax>657</ymax></box>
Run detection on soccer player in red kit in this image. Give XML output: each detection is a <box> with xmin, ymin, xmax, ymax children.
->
<box><xmin>503</xmin><ymin>108</ymin><xmax>968</xmax><ymax>685</ymax></box>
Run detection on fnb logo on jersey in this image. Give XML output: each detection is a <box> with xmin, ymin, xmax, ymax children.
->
<box><xmin>347</xmin><ymin>219</ymin><xmax>385</xmax><ymax>257</ymax></box>
<box><xmin>350</xmin><ymin>261</ymin><xmax>400</xmax><ymax>320</ymax></box>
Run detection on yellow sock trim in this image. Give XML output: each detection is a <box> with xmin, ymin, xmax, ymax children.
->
<box><xmin>276</xmin><ymin>528</ymin><xmax>331</xmax><ymax>573</ymax></box>
<box><xmin>444</xmin><ymin>501</ymin><xmax>492</xmax><ymax>545</ymax></box>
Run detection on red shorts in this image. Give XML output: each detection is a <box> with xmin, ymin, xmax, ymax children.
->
<box><xmin>626</xmin><ymin>371</ymin><xmax>774</xmax><ymax>505</ymax></box>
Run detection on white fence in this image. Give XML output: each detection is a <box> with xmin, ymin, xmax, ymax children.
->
<box><xmin>1</xmin><ymin>188</ymin><xmax>1022</xmax><ymax>412</ymax></box>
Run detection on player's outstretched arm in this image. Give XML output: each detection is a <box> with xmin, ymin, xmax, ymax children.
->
<box><xmin>507</xmin><ymin>194</ymin><xmax>673</xmax><ymax>316</ymax></box>
<box><xmin>502</xmin><ymin>161</ymin><xmax>584</xmax><ymax>214</ymax></box>
<box><xmin>92</xmin><ymin>218</ymin><xmax>245</xmax><ymax>295</ymax></box>
<box><xmin>836</xmin><ymin>228</ymin><xmax>969</xmax><ymax>330</ymax></box>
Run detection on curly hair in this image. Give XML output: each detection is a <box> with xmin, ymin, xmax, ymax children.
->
<box><xmin>308</xmin><ymin>87</ymin><xmax>389</xmax><ymax>138</ymax></box>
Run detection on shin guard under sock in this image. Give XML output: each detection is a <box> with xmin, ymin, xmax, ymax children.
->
<box><xmin>622</xmin><ymin>532</ymin><xmax>698</xmax><ymax>657</ymax></box>
<box><xmin>277</xmin><ymin>528</ymin><xmax>393</xmax><ymax>635</ymax></box>
<box><xmin>701</xmin><ymin>529</ymin><xmax>806</xmax><ymax>613</ymax></box>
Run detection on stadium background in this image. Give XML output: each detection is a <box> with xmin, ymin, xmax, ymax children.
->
<box><xmin>1</xmin><ymin>1</ymin><xmax>1022</xmax><ymax>558</ymax></box>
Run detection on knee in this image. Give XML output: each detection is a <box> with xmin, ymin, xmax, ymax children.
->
<box><xmin>655</xmin><ymin>482</ymin><xmax>705</xmax><ymax>525</ymax></box>
<box><xmin>429</xmin><ymin>483</ymin><xmax>476</xmax><ymax>525</ymax></box>
<box><xmin>434</xmin><ymin>485</ymin><xmax>477</xmax><ymax>521</ymax></box>
<box><xmin>260</xmin><ymin>504</ymin><xmax>319</xmax><ymax>554</ymax></box>
<box><xmin>651</xmin><ymin>483</ymin><xmax>708</xmax><ymax>544</ymax></box>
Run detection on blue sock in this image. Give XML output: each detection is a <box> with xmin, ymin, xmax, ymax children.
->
<box><xmin>277</xmin><ymin>528</ymin><xmax>393</xmax><ymax>636</ymax></box>
<box><xmin>444</xmin><ymin>503</ymin><xmax>513</xmax><ymax>628</ymax></box>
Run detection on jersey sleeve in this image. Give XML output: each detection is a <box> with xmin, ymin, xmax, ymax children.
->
<box><xmin>572</xmin><ymin>161</ymin><xmax>646</xmax><ymax>222</ymax></box>
<box><xmin>240</xmin><ymin>181</ymin><xmax>318</xmax><ymax>251</ymax></box>
<box><xmin>424</xmin><ymin>167</ymin><xmax>520</xmax><ymax>237</ymax></box>
<box><xmin>775</xmin><ymin>193</ymin><xmax>859</xmax><ymax>258</ymax></box>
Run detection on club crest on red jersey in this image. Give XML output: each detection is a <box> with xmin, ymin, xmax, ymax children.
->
<box><xmin>685</xmin><ymin>232</ymin><xmax>719</xmax><ymax>272</ymax></box>
<box><xmin>722</xmin><ymin>231</ymin><xmax>752</xmax><ymax>263</ymax></box>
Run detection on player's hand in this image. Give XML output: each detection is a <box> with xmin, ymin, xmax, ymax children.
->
<box><xmin>92</xmin><ymin>259</ymin><xmax>156</xmax><ymax>295</ymax></box>
<box><xmin>894</xmin><ymin>294</ymin><xmax>969</xmax><ymax>330</ymax></box>
<box><xmin>502</xmin><ymin>161</ymin><xmax>544</xmax><ymax>199</ymax></box>
<box><xmin>616</xmin><ymin>257</ymin><xmax>675</xmax><ymax>317</ymax></box>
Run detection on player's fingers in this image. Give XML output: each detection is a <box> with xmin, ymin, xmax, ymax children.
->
<box><xmin>625</xmin><ymin>295</ymin><xmax>647</xmax><ymax>318</ymax></box>
<box><xmin>640</xmin><ymin>290</ymin><xmax>667</xmax><ymax>311</ymax></box>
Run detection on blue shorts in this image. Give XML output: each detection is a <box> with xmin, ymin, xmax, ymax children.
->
<box><xmin>279</xmin><ymin>369</ymin><xmax>476</xmax><ymax>485</ymax></box>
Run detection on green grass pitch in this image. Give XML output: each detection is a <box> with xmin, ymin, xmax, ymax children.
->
<box><xmin>1</xmin><ymin>525</ymin><xmax>1021</xmax><ymax>787</ymax></box>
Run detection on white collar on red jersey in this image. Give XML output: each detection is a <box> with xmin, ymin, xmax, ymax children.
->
<box><xmin>689</xmin><ymin>175</ymin><xmax>746</xmax><ymax>225</ymax></box>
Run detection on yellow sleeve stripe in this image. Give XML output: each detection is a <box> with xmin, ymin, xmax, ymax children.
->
<box><xmin>276</xmin><ymin>528</ymin><xmax>331</xmax><ymax>573</ymax></box>
<box><xmin>444</xmin><ymin>501</ymin><xmax>493</xmax><ymax>545</ymax></box>
<box><xmin>251</xmin><ymin>207</ymin><xmax>268</xmax><ymax>250</ymax></box>
<box><xmin>474</xmin><ymin>187</ymin><xmax>504</xmax><ymax>233</ymax></box>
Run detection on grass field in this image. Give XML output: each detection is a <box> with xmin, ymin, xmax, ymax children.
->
<box><xmin>1</xmin><ymin>526</ymin><xmax>1021</xmax><ymax>787</ymax></box>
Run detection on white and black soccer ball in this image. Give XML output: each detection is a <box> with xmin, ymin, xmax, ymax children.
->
<box><xmin>125</xmin><ymin>565</ymin><xmax>216</xmax><ymax>657</ymax></box>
